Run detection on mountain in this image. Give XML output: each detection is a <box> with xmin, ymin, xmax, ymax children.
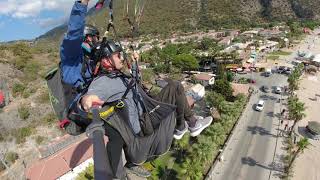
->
<box><xmin>36</xmin><ymin>0</ymin><xmax>320</xmax><ymax>45</ymax></box>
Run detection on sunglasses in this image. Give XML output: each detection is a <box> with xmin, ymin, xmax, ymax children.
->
<box><xmin>116</xmin><ymin>52</ymin><xmax>124</xmax><ymax>61</ymax></box>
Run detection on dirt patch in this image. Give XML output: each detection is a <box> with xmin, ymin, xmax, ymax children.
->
<box><xmin>232</xmin><ymin>83</ymin><xmax>250</xmax><ymax>96</ymax></box>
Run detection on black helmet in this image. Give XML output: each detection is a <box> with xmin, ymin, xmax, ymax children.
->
<box><xmin>84</xmin><ymin>25</ymin><xmax>99</xmax><ymax>37</ymax></box>
<box><xmin>97</xmin><ymin>39</ymin><xmax>122</xmax><ymax>59</ymax></box>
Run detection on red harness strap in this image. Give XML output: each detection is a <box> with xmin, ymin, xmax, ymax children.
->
<box><xmin>59</xmin><ymin>119</ymin><xmax>71</xmax><ymax>129</ymax></box>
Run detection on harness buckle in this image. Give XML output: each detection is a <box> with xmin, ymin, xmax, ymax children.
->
<box><xmin>116</xmin><ymin>100</ymin><xmax>125</xmax><ymax>108</ymax></box>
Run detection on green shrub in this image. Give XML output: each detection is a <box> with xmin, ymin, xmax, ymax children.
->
<box><xmin>141</xmin><ymin>68</ymin><xmax>155</xmax><ymax>83</ymax></box>
<box><xmin>11</xmin><ymin>43</ymin><xmax>31</xmax><ymax>57</ymax></box>
<box><xmin>18</xmin><ymin>105</ymin><xmax>30</xmax><ymax>120</ymax></box>
<box><xmin>4</xmin><ymin>151</ymin><xmax>19</xmax><ymax>166</ymax></box>
<box><xmin>35</xmin><ymin>136</ymin><xmax>45</xmax><ymax>145</ymax></box>
<box><xmin>172</xmin><ymin>54</ymin><xmax>199</xmax><ymax>71</ymax></box>
<box><xmin>226</xmin><ymin>71</ymin><xmax>234</xmax><ymax>82</ymax></box>
<box><xmin>148</xmin><ymin>85</ymin><xmax>162</xmax><ymax>97</ymax></box>
<box><xmin>42</xmin><ymin>113</ymin><xmax>57</xmax><ymax>124</ymax></box>
<box><xmin>77</xmin><ymin>163</ymin><xmax>94</xmax><ymax>180</ymax></box>
<box><xmin>212</xmin><ymin>79</ymin><xmax>234</xmax><ymax>100</ymax></box>
<box><xmin>205</xmin><ymin>91</ymin><xmax>225</xmax><ymax>112</ymax></box>
<box><xmin>153</xmin><ymin>63</ymin><xmax>168</xmax><ymax>73</ymax></box>
<box><xmin>11</xmin><ymin>126</ymin><xmax>34</xmax><ymax>144</ymax></box>
<box><xmin>13</xmin><ymin>57</ymin><xmax>27</xmax><ymax>70</ymax></box>
<box><xmin>238</xmin><ymin>77</ymin><xmax>249</xmax><ymax>84</ymax></box>
<box><xmin>12</xmin><ymin>82</ymin><xmax>26</xmax><ymax>97</ymax></box>
<box><xmin>267</xmin><ymin>55</ymin><xmax>280</xmax><ymax>61</ymax></box>
<box><xmin>23</xmin><ymin>61</ymin><xmax>41</xmax><ymax>82</ymax></box>
<box><xmin>22</xmin><ymin>87</ymin><xmax>36</xmax><ymax>98</ymax></box>
<box><xmin>37</xmin><ymin>89</ymin><xmax>50</xmax><ymax>104</ymax></box>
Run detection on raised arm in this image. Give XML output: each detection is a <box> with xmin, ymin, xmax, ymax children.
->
<box><xmin>60</xmin><ymin>0</ymin><xmax>90</xmax><ymax>86</ymax></box>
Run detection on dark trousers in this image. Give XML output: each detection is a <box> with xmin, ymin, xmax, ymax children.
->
<box><xmin>105</xmin><ymin>80</ymin><xmax>193</xmax><ymax>178</ymax></box>
<box><xmin>154</xmin><ymin>79</ymin><xmax>194</xmax><ymax>130</ymax></box>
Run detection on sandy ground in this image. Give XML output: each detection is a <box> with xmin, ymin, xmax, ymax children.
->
<box><xmin>289</xmin><ymin>29</ymin><xmax>320</xmax><ymax>180</ymax></box>
<box><xmin>291</xmin><ymin>73</ymin><xmax>320</xmax><ymax>180</ymax></box>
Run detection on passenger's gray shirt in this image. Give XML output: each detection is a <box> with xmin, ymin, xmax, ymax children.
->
<box><xmin>86</xmin><ymin>75</ymin><xmax>143</xmax><ymax>134</ymax></box>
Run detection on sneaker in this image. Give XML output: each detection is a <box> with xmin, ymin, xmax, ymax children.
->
<box><xmin>189</xmin><ymin>116</ymin><xmax>213</xmax><ymax>137</ymax></box>
<box><xmin>125</xmin><ymin>165</ymin><xmax>151</xmax><ymax>178</ymax></box>
<box><xmin>173</xmin><ymin>121</ymin><xmax>189</xmax><ymax>140</ymax></box>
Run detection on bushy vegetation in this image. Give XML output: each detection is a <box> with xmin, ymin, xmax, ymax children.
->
<box><xmin>4</xmin><ymin>151</ymin><xmax>19</xmax><ymax>166</ymax></box>
<box><xmin>76</xmin><ymin>163</ymin><xmax>94</xmax><ymax>180</ymax></box>
<box><xmin>172</xmin><ymin>54</ymin><xmax>199</xmax><ymax>71</ymax></box>
<box><xmin>42</xmin><ymin>113</ymin><xmax>57</xmax><ymax>125</ymax></box>
<box><xmin>147</xmin><ymin>92</ymin><xmax>247</xmax><ymax>179</ymax></box>
<box><xmin>37</xmin><ymin>89</ymin><xmax>50</xmax><ymax>104</ymax></box>
<box><xmin>141</xmin><ymin>68</ymin><xmax>155</xmax><ymax>83</ymax></box>
<box><xmin>18</xmin><ymin>105</ymin><xmax>30</xmax><ymax>120</ymax></box>
<box><xmin>11</xmin><ymin>126</ymin><xmax>35</xmax><ymax>144</ymax></box>
<box><xmin>12</xmin><ymin>82</ymin><xmax>26</xmax><ymax>97</ymax></box>
<box><xmin>35</xmin><ymin>136</ymin><xmax>46</xmax><ymax>145</ymax></box>
<box><xmin>270</xmin><ymin>50</ymin><xmax>292</xmax><ymax>56</ymax></box>
<box><xmin>211</xmin><ymin>79</ymin><xmax>234</xmax><ymax>100</ymax></box>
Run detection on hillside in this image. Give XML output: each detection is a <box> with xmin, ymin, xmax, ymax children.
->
<box><xmin>36</xmin><ymin>0</ymin><xmax>320</xmax><ymax>45</ymax></box>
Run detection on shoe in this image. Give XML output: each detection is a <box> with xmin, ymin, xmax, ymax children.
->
<box><xmin>173</xmin><ymin>121</ymin><xmax>189</xmax><ymax>140</ymax></box>
<box><xmin>189</xmin><ymin>116</ymin><xmax>213</xmax><ymax>137</ymax></box>
<box><xmin>125</xmin><ymin>165</ymin><xmax>151</xmax><ymax>178</ymax></box>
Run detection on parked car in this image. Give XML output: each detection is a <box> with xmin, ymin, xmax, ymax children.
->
<box><xmin>0</xmin><ymin>91</ymin><xmax>5</xmax><ymax>108</ymax></box>
<box><xmin>277</xmin><ymin>66</ymin><xmax>286</xmax><ymax>73</ymax></box>
<box><xmin>262</xmin><ymin>85</ymin><xmax>270</xmax><ymax>93</ymax></box>
<box><xmin>255</xmin><ymin>100</ymin><xmax>265</xmax><ymax>111</ymax></box>
<box><xmin>275</xmin><ymin>86</ymin><xmax>282</xmax><ymax>94</ymax></box>
<box><xmin>284</xmin><ymin>68</ymin><xmax>292</xmax><ymax>75</ymax></box>
<box><xmin>265</xmin><ymin>68</ymin><xmax>272</xmax><ymax>77</ymax></box>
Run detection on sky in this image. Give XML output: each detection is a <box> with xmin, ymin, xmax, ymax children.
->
<box><xmin>0</xmin><ymin>0</ymin><xmax>95</xmax><ymax>42</ymax></box>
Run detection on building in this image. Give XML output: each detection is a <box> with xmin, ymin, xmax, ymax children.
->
<box><xmin>218</xmin><ymin>36</ymin><xmax>233</xmax><ymax>47</ymax></box>
<box><xmin>194</xmin><ymin>73</ymin><xmax>215</xmax><ymax>87</ymax></box>
<box><xmin>258</xmin><ymin>29</ymin><xmax>284</xmax><ymax>39</ymax></box>
<box><xmin>25</xmin><ymin>135</ymin><xmax>108</xmax><ymax>179</ymax></box>
<box><xmin>257</xmin><ymin>41</ymin><xmax>279</xmax><ymax>53</ymax></box>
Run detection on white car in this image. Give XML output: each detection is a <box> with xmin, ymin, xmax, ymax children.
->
<box><xmin>255</xmin><ymin>100</ymin><xmax>265</xmax><ymax>111</ymax></box>
<box><xmin>275</xmin><ymin>87</ymin><xmax>282</xmax><ymax>94</ymax></box>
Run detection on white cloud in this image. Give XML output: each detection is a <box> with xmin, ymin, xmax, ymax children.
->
<box><xmin>35</xmin><ymin>17</ymin><xmax>68</xmax><ymax>28</ymax></box>
<box><xmin>0</xmin><ymin>0</ymin><xmax>96</xmax><ymax>30</ymax></box>
<box><xmin>0</xmin><ymin>0</ymin><xmax>96</xmax><ymax>19</ymax></box>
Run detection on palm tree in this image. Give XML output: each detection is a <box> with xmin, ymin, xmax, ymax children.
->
<box><xmin>287</xmin><ymin>72</ymin><xmax>299</xmax><ymax>94</ymax></box>
<box><xmin>287</xmin><ymin>138</ymin><xmax>310</xmax><ymax>174</ymax></box>
<box><xmin>181</xmin><ymin>158</ymin><xmax>203</xmax><ymax>180</ymax></box>
<box><xmin>287</xmin><ymin>64</ymin><xmax>304</xmax><ymax>95</ymax></box>
<box><xmin>288</xmin><ymin>96</ymin><xmax>306</xmax><ymax>136</ymax></box>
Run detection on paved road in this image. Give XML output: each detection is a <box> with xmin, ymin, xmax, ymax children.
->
<box><xmin>209</xmin><ymin>72</ymin><xmax>288</xmax><ymax>180</ymax></box>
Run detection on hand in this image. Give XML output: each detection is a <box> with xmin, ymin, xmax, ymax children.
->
<box><xmin>131</xmin><ymin>52</ymin><xmax>139</xmax><ymax>62</ymax></box>
<box><xmin>81</xmin><ymin>95</ymin><xmax>104</xmax><ymax>112</ymax></box>
<box><xmin>81</xmin><ymin>0</ymin><xmax>90</xmax><ymax>5</ymax></box>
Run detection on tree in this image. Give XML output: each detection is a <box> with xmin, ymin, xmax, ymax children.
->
<box><xmin>288</xmin><ymin>96</ymin><xmax>306</xmax><ymax>136</ymax></box>
<box><xmin>205</xmin><ymin>91</ymin><xmax>226</xmax><ymax>113</ymax></box>
<box><xmin>287</xmin><ymin>64</ymin><xmax>304</xmax><ymax>94</ymax></box>
<box><xmin>226</xmin><ymin>71</ymin><xmax>234</xmax><ymax>82</ymax></box>
<box><xmin>172</xmin><ymin>54</ymin><xmax>199</xmax><ymax>71</ymax></box>
<box><xmin>197</xmin><ymin>38</ymin><xmax>218</xmax><ymax>51</ymax></box>
<box><xmin>287</xmin><ymin>138</ymin><xmax>310</xmax><ymax>174</ymax></box>
<box><xmin>212</xmin><ymin>79</ymin><xmax>234</xmax><ymax>100</ymax></box>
